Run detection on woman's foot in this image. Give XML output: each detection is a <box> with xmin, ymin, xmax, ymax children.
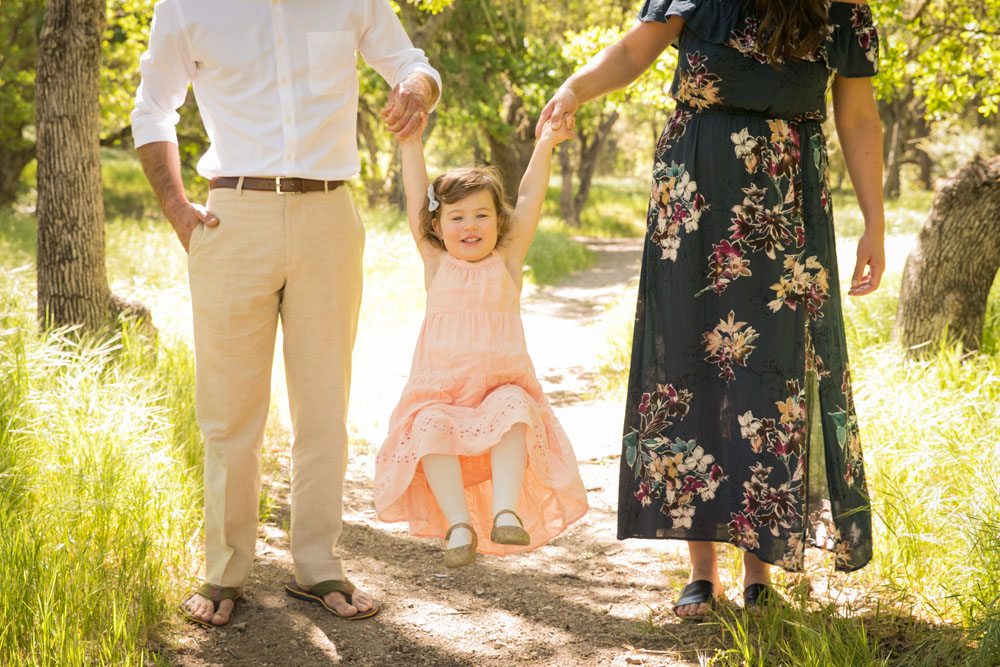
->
<box><xmin>675</xmin><ymin>542</ymin><xmax>722</xmax><ymax>619</ymax></box>
<box><xmin>741</xmin><ymin>552</ymin><xmax>780</xmax><ymax>609</ymax></box>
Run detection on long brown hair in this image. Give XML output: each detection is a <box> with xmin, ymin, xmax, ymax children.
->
<box><xmin>755</xmin><ymin>0</ymin><xmax>829</xmax><ymax>63</ymax></box>
<box><xmin>420</xmin><ymin>166</ymin><xmax>514</xmax><ymax>251</ymax></box>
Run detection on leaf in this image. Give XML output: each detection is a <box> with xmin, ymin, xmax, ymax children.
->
<box><xmin>624</xmin><ymin>431</ymin><xmax>638</xmax><ymax>467</ymax></box>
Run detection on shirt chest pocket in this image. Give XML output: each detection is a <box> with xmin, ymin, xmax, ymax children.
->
<box><xmin>307</xmin><ymin>31</ymin><xmax>356</xmax><ymax>96</ymax></box>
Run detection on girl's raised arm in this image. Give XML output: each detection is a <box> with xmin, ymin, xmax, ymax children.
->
<box><xmin>398</xmin><ymin>113</ymin><xmax>438</xmax><ymax>266</ymax></box>
<box><xmin>506</xmin><ymin>120</ymin><xmax>576</xmax><ymax>263</ymax></box>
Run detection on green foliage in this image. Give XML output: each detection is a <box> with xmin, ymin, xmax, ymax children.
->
<box><xmin>102</xmin><ymin>0</ymin><xmax>155</xmax><ymax>140</ymax></box>
<box><xmin>874</xmin><ymin>0</ymin><xmax>1000</xmax><ymax>119</ymax></box>
<box><xmin>0</xmin><ymin>0</ymin><xmax>42</xmax><ymax>154</ymax></box>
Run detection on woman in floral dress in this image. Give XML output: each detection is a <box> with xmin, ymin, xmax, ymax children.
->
<box><xmin>539</xmin><ymin>0</ymin><xmax>885</xmax><ymax>617</ymax></box>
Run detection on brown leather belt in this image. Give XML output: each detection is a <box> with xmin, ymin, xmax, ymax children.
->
<box><xmin>209</xmin><ymin>176</ymin><xmax>345</xmax><ymax>194</ymax></box>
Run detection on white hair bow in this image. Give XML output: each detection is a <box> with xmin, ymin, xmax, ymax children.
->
<box><xmin>426</xmin><ymin>184</ymin><xmax>440</xmax><ymax>212</ymax></box>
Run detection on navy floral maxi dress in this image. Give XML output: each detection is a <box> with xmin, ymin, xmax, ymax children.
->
<box><xmin>618</xmin><ymin>0</ymin><xmax>879</xmax><ymax>572</ymax></box>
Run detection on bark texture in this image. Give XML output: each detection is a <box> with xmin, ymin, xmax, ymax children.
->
<box><xmin>892</xmin><ymin>155</ymin><xmax>1000</xmax><ymax>353</ymax></box>
<box><xmin>35</xmin><ymin>0</ymin><xmax>152</xmax><ymax>332</ymax></box>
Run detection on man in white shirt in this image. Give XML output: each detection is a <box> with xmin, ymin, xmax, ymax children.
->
<box><xmin>132</xmin><ymin>0</ymin><xmax>440</xmax><ymax>626</ymax></box>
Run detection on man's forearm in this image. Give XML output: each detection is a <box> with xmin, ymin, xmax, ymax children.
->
<box><xmin>136</xmin><ymin>141</ymin><xmax>189</xmax><ymax>224</ymax></box>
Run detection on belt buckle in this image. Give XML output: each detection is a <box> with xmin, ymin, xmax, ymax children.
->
<box><xmin>275</xmin><ymin>177</ymin><xmax>298</xmax><ymax>195</ymax></box>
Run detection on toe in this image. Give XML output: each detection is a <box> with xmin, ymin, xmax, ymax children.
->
<box><xmin>352</xmin><ymin>589</ymin><xmax>374</xmax><ymax>613</ymax></box>
<box><xmin>184</xmin><ymin>594</ymin><xmax>213</xmax><ymax>622</ymax></box>
<box><xmin>212</xmin><ymin>599</ymin><xmax>234</xmax><ymax>626</ymax></box>
<box><xmin>324</xmin><ymin>592</ymin><xmax>358</xmax><ymax>617</ymax></box>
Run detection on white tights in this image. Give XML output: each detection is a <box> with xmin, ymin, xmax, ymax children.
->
<box><xmin>421</xmin><ymin>423</ymin><xmax>527</xmax><ymax>548</ymax></box>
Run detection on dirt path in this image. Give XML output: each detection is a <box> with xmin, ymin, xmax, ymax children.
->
<box><xmin>170</xmin><ymin>237</ymin><xmax>729</xmax><ymax>667</ymax></box>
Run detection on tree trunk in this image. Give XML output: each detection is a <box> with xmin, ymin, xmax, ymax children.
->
<box><xmin>558</xmin><ymin>109</ymin><xmax>619</xmax><ymax>228</ymax></box>
<box><xmin>892</xmin><ymin>156</ymin><xmax>1000</xmax><ymax>354</ymax></box>
<box><xmin>573</xmin><ymin>109</ymin><xmax>618</xmax><ymax>214</ymax></box>
<box><xmin>881</xmin><ymin>102</ymin><xmax>903</xmax><ymax>200</ymax></box>
<box><xmin>914</xmin><ymin>114</ymin><xmax>932</xmax><ymax>190</ymax></box>
<box><xmin>559</xmin><ymin>143</ymin><xmax>580</xmax><ymax>227</ymax></box>
<box><xmin>486</xmin><ymin>79</ymin><xmax>535</xmax><ymax>208</ymax></box>
<box><xmin>35</xmin><ymin>0</ymin><xmax>151</xmax><ymax>333</ymax></box>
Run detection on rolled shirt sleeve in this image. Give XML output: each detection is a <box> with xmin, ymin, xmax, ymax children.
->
<box><xmin>359</xmin><ymin>0</ymin><xmax>442</xmax><ymax>111</ymax></box>
<box><xmin>130</xmin><ymin>0</ymin><xmax>196</xmax><ymax>148</ymax></box>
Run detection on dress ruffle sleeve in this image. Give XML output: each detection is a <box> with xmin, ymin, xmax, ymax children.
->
<box><xmin>636</xmin><ymin>0</ymin><xmax>743</xmax><ymax>45</ymax></box>
<box><xmin>825</xmin><ymin>2</ymin><xmax>880</xmax><ymax>77</ymax></box>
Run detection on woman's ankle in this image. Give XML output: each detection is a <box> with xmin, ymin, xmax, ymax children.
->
<box><xmin>741</xmin><ymin>551</ymin><xmax>771</xmax><ymax>587</ymax></box>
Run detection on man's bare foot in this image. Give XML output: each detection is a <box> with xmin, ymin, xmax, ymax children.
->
<box><xmin>182</xmin><ymin>593</ymin><xmax>234</xmax><ymax>626</ymax></box>
<box><xmin>322</xmin><ymin>585</ymin><xmax>375</xmax><ymax>618</ymax></box>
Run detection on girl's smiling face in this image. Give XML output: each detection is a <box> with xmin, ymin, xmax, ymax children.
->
<box><xmin>433</xmin><ymin>189</ymin><xmax>499</xmax><ymax>262</ymax></box>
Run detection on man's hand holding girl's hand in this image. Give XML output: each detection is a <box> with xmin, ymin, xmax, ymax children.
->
<box><xmin>381</xmin><ymin>72</ymin><xmax>437</xmax><ymax>140</ymax></box>
<box><xmin>538</xmin><ymin>116</ymin><xmax>576</xmax><ymax>147</ymax></box>
<box><xmin>389</xmin><ymin>111</ymin><xmax>428</xmax><ymax>144</ymax></box>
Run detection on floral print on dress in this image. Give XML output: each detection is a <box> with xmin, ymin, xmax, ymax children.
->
<box><xmin>723</xmin><ymin>5</ymin><xmax>879</xmax><ymax>72</ymax></box>
<box><xmin>621</xmin><ymin>0</ymin><xmax>876</xmax><ymax>574</ymax></box>
<box><xmin>851</xmin><ymin>5</ymin><xmax>879</xmax><ymax>64</ymax></box>
<box><xmin>700</xmin><ymin>120</ymin><xmax>805</xmax><ymax>295</ymax></box>
<box><xmin>727</xmin><ymin>16</ymin><xmax>770</xmax><ymax>64</ymax></box>
<box><xmin>649</xmin><ymin>161</ymin><xmax>708</xmax><ymax>261</ymax></box>
<box><xmin>767</xmin><ymin>252</ymin><xmax>830</xmax><ymax>319</ymax></box>
<box><xmin>728</xmin><ymin>379</ymin><xmax>807</xmax><ymax>551</ymax></box>
<box><xmin>674</xmin><ymin>51</ymin><xmax>722</xmax><ymax>110</ymax></box>
<box><xmin>830</xmin><ymin>366</ymin><xmax>864</xmax><ymax>485</ymax></box>
<box><xmin>702</xmin><ymin>310</ymin><xmax>760</xmax><ymax>382</ymax></box>
<box><xmin>624</xmin><ymin>384</ymin><xmax>727</xmax><ymax>529</ymax></box>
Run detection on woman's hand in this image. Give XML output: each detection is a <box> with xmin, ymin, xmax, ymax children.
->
<box><xmin>536</xmin><ymin>87</ymin><xmax>580</xmax><ymax>138</ymax></box>
<box><xmin>848</xmin><ymin>229</ymin><xmax>884</xmax><ymax>296</ymax></box>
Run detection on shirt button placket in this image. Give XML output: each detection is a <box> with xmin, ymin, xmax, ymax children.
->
<box><xmin>271</xmin><ymin>3</ymin><xmax>294</xmax><ymax>171</ymax></box>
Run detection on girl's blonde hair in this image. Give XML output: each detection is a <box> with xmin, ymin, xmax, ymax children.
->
<box><xmin>420</xmin><ymin>166</ymin><xmax>514</xmax><ymax>250</ymax></box>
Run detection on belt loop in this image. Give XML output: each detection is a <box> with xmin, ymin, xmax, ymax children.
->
<box><xmin>324</xmin><ymin>180</ymin><xmax>329</xmax><ymax>193</ymax></box>
<box><xmin>236</xmin><ymin>176</ymin><xmax>245</xmax><ymax>195</ymax></box>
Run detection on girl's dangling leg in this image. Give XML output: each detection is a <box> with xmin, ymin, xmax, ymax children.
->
<box><xmin>421</xmin><ymin>453</ymin><xmax>473</xmax><ymax>549</ymax></box>
<box><xmin>490</xmin><ymin>423</ymin><xmax>530</xmax><ymax>544</ymax></box>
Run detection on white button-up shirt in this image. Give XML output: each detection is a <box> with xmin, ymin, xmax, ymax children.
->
<box><xmin>131</xmin><ymin>0</ymin><xmax>441</xmax><ymax>180</ymax></box>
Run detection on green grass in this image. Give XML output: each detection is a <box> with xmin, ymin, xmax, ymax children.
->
<box><xmin>543</xmin><ymin>175</ymin><xmax>649</xmax><ymax>238</ymax></box>
<box><xmin>0</xmin><ymin>270</ymin><xmax>202</xmax><ymax>665</ymax></box>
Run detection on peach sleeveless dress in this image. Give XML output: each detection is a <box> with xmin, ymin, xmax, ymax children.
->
<box><xmin>374</xmin><ymin>250</ymin><xmax>588</xmax><ymax>555</ymax></box>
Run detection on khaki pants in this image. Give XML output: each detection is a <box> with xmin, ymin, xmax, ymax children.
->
<box><xmin>187</xmin><ymin>185</ymin><xmax>364</xmax><ymax>588</ymax></box>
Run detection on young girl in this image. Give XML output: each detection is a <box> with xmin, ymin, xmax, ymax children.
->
<box><xmin>374</xmin><ymin>115</ymin><xmax>588</xmax><ymax>567</ymax></box>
